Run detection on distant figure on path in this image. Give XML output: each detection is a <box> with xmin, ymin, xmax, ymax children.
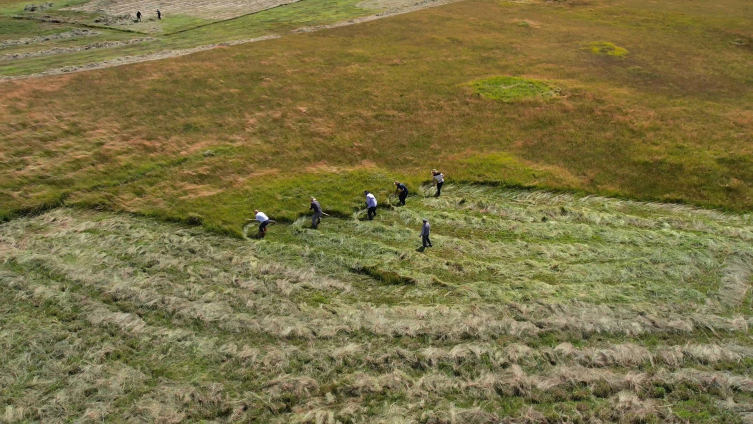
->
<box><xmin>156</xmin><ymin>9</ymin><xmax>161</xmax><ymax>19</ymax></box>
<box><xmin>310</xmin><ymin>197</ymin><xmax>322</xmax><ymax>229</ymax></box>
<box><xmin>364</xmin><ymin>191</ymin><xmax>377</xmax><ymax>220</ymax></box>
<box><xmin>431</xmin><ymin>169</ymin><xmax>444</xmax><ymax>197</ymax></box>
<box><xmin>394</xmin><ymin>181</ymin><xmax>408</xmax><ymax>206</ymax></box>
<box><xmin>136</xmin><ymin>10</ymin><xmax>141</xmax><ymax>22</ymax></box>
<box><xmin>252</xmin><ymin>209</ymin><xmax>275</xmax><ymax>238</ymax></box>
<box><xmin>420</xmin><ymin>219</ymin><xmax>432</xmax><ymax>248</ymax></box>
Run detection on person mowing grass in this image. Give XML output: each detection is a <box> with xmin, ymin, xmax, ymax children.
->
<box><xmin>249</xmin><ymin>209</ymin><xmax>275</xmax><ymax>238</ymax></box>
<box><xmin>364</xmin><ymin>191</ymin><xmax>378</xmax><ymax>220</ymax></box>
<box><xmin>420</xmin><ymin>219</ymin><xmax>432</xmax><ymax>248</ymax></box>
<box><xmin>310</xmin><ymin>197</ymin><xmax>323</xmax><ymax>229</ymax></box>
<box><xmin>431</xmin><ymin>169</ymin><xmax>445</xmax><ymax>197</ymax></box>
<box><xmin>394</xmin><ymin>181</ymin><xmax>408</xmax><ymax>206</ymax></box>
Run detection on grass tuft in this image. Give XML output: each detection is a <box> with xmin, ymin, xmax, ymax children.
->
<box><xmin>468</xmin><ymin>75</ymin><xmax>560</xmax><ymax>101</ymax></box>
<box><xmin>588</xmin><ymin>41</ymin><xmax>629</xmax><ymax>57</ymax></box>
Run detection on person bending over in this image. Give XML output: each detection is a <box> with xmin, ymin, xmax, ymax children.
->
<box><xmin>431</xmin><ymin>169</ymin><xmax>444</xmax><ymax>197</ymax></box>
<box><xmin>253</xmin><ymin>209</ymin><xmax>275</xmax><ymax>238</ymax></box>
<box><xmin>394</xmin><ymin>181</ymin><xmax>408</xmax><ymax>206</ymax></box>
<box><xmin>364</xmin><ymin>191</ymin><xmax>377</xmax><ymax>220</ymax></box>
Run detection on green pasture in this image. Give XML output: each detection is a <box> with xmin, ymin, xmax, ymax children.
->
<box><xmin>1</xmin><ymin>0</ymin><xmax>752</xmax><ymax>421</ymax></box>
<box><xmin>0</xmin><ymin>0</ymin><xmax>375</xmax><ymax>76</ymax></box>
<box><xmin>2</xmin><ymin>0</ymin><xmax>752</xmax><ymax>237</ymax></box>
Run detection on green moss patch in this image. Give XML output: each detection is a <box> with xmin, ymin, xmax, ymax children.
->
<box><xmin>588</xmin><ymin>41</ymin><xmax>628</xmax><ymax>57</ymax></box>
<box><xmin>469</xmin><ymin>76</ymin><xmax>559</xmax><ymax>101</ymax></box>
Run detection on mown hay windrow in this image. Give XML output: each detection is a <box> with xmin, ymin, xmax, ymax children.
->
<box><xmin>1</xmin><ymin>187</ymin><xmax>752</xmax><ymax>422</ymax></box>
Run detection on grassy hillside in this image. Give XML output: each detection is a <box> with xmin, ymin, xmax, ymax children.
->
<box><xmin>1</xmin><ymin>0</ymin><xmax>752</xmax><ymax>237</ymax></box>
<box><xmin>0</xmin><ymin>0</ymin><xmax>392</xmax><ymax>76</ymax></box>
<box><xmin>1</xmin><ymin>0</ymin><xmax>752</xmax><ymax>421</ymax></box>
<box><xmin>2</xmin><ymin>186</ymin><xmax>752</xmax><ymax>422</ymax></box>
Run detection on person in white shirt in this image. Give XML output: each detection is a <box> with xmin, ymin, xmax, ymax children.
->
<box><xmin>431</xmin><ymin>169</ymin><xmax>445</xmax><ymax>197</ymax></box>
<box><xmin>364</xmin><ymin>191</ymin><xmax>378</xmax><ymax>220</ymax></box>
<box><xmin>253</xmin><ymin>209</ymin><xmax>275</xmax><ymax>238</ymax></box>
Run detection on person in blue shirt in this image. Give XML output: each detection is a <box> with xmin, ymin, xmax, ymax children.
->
<box><xmin>394</xmin><ymin>181</ymin><xmax>408</xmax><ymax>206</ymax></box>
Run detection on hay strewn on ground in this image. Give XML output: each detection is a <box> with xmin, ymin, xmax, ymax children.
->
<box><xmin>2</xmin><ymin>186</ymin><xmax>751</xmax><ymax>422</ymax></box>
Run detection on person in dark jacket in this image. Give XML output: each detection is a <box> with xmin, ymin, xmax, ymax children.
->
<box><xmin>156</xmin><ymin>9</ymin><xmax>161</xmax><ymax>19</ymax></box>
<box><xmin>310</xmin><ymin>197</ymin><xmax>322</xmax><ymax>229</ymax></box>
<box><xmin>394</xmin><ymin>181</ymin><xmax>408</xmax><ymax>206</ymax></box>
<box><xmin>420</xmin><ymin>219</ymin><xmax>432</xmax><ymax>248</ymax></box>
<box><xmin>135</xmin><ymin>10</ymin><xmax>142</xmax><ymax>22</ymax></box>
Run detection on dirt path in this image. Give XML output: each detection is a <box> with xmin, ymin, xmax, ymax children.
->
<box><xmin>294</xmin><ymin>0</ymin><xmax>458</xmax><ymax>33</ymax></box>
<box><xmin>0</xmin><ymin>34</ymin><xmax>280</xmax><ymax>80</ymax></box>
<box><xmin>0</xmin><ymin>0</ymin><xmax>461</xmax><ymax>81</ymax></box>
<box><xmin>67</xmin><ymin>0</ymin><xmax>306</xmax><ymax>21</ymax></box>
<box><xmin>0</xmin><ymin>29</ymin><xmax>100</xmax><ymax>49</ymax></box>
<box><xmin>0</xmin><ymin>38</ymin><xmax>155</xmax><ymax>61</ymax></box>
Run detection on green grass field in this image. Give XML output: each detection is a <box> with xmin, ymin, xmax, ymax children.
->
<box><xmin>1</xmin><ymin>0</ymin><xmax>752</xmax><ymax>237</ymax></box>
<box><xmin>0</xmin><ymin>0</ymin><xmax>752</xmax><ymax>421</ymax></box>
<box><xmin>0</xmin><ymin>0</ymin><xmax>380</xmax><ymax>76</ymax></box>
<box><xmin>2</xmin><ymin>187</ymin><xmax>752</xmax><ymax>422</ymax></box>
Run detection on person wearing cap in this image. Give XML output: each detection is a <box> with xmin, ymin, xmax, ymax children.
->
<box><xmin>420</xmin><ymin>219</ymin><xmax>432</xmax><ymax>248</ymax></box>
<box><xmin>364</xmin><ymin>191</ymin><xmax>378</xmax><ymax>220</ymax></box>
<box><xmin>310</xmin><ymin>197</ymin><xmax>322</xmax><ymax>229</ymax></box>
<box><xmin>431</xmin><ymin>169</ymin><xmax>444</xmax><ymax>197</ymax></box>
<box><xmin>253</xmin><ymin>209</ymin><xmax>275</xmax><ymax>237</ymax></box>
<box><xmin>394</xmin><ymin>181</ymin><xmax>408</xmax><ymax>206</ymax></box>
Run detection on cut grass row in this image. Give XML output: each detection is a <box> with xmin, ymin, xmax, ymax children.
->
<box><xmin>1</xmin><ymin>186</ymin><xmax>751</xmax><ymax>421</ymax></box>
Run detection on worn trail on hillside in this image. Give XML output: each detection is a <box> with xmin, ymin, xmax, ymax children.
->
<box><xmin>0</xmin><ymin>0</ymin><xmax>459</xmax><ymax>81</ymax></box>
